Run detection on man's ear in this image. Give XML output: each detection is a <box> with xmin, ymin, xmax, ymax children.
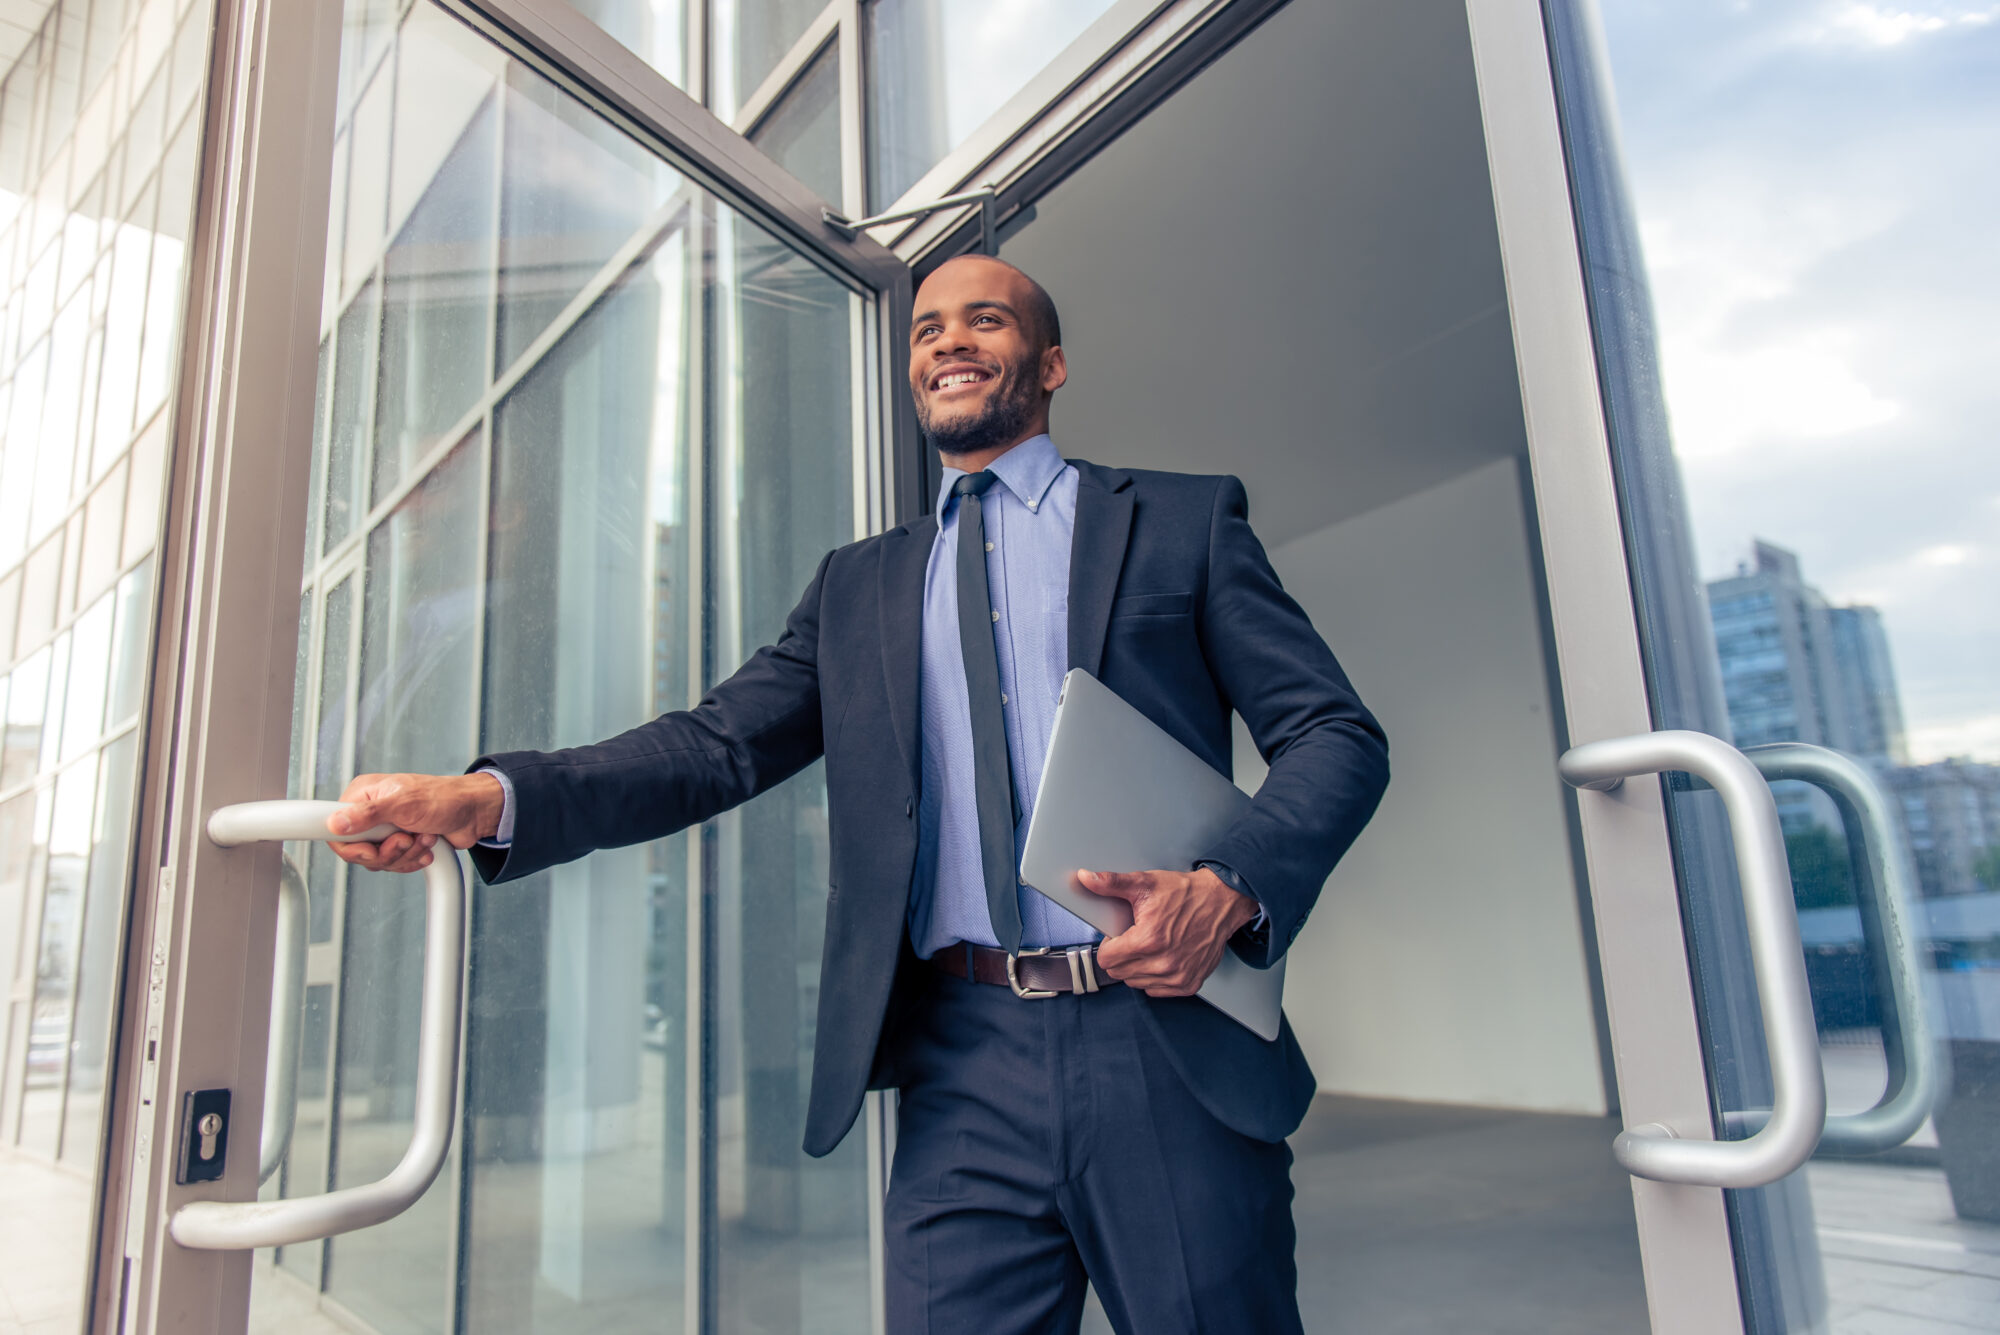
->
<box><xmin>1042</xmin><ymin>344</ymin><xmax>1068</xmax><ymax>394</ymax></box>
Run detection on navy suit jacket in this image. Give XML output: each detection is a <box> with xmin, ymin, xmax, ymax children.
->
<box><xmin>468</xmin><ymin>459</ymin><xmax>1389</xmax><ymax>1156</ymax></box>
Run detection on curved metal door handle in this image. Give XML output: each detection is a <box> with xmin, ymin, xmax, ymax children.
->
<box><xmin>1745</xmin><ymin>743</ymin><xmax>1937</xmax><ymax>1154</ymax></box>
<box><xmin>259</xmin><ymin>852</ymin><xmax>308</xmax><ymax>1186</ymax></box>
<box><xmin>1559</xmin><ymin>730</ymin><xmax>1826</xmax><ymax>1188</ymax></box>
<box><xmin>170</xmin><ymin>800</ymin><xmax>467</xmax><ymax>1251</ymax></box>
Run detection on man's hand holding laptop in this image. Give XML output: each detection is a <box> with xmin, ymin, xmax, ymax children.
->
<box><xmin>1079</xmin><ymin>867</ymin><xmax>1258</xmax><ymax>998</ymax></box>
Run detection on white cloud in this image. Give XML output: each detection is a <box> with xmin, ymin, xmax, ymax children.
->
<box><xmin>1804</xmin><ymin>2</ymin><xmax>2000</xmax><ymax>47</ymax></box>
<box><xmin>1908</xmin><ymin>712</ymin><xmax>2000</xmax><ymax>763</ymax></box>
<box><xmin>1659</xmin><ymin>324</ymin><xmax>1900</xmax><ymax>459</ymax></box>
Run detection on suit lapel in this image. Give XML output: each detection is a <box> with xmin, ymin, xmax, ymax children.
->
<box><xmin>879</xmin><ymin>515</ymin><xmax>935</xmax><ymax>789</ymax></box>
<box><xmin>1067</xmin><ymin>460</ymin><xmax>1136</xmax><ymax>676</ymax></box>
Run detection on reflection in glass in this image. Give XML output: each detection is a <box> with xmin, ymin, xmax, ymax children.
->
<box><xmin>57</xmin><ymin>591</ymin><xmax>112</xmax><ymax>764</ymax></box>
<box><xmin>374</xmin><ymin>98</ymin><xmax>497</xmax><ymax>505</ymax></box>
<box><xmin>713</xmin><ymin>0</ymin><xmax>824</xmax><ymax>123</ymax></box>
<box><xmin>307</xmin><ymin>577</ymin><xmax>354</xmax><ymax>947</ymax></box>
<box><xmin>497</xmin><ymin>65</ymin><xmax>680</xmax><ymax>371</ymax></box>
<box><xmin>60</xmin><ymin>732</ymin><xmax>137</xmax><ymax>1166</ymax></box>
<box><xmin>749</xmin><ymin>40</ymin><xmax>843</xmax><ymax>208</ymax></box>
<box><xmin>573</xmin><ymin>0</ymin><xmax>686</xmax><ymax>94</ymax></box>
<box><xmin>866</xmin><ymin>0</ymin><xmax>1118</xmax><ymax>209</ymax></box>
<box><xmin>1</xmin><ymin>646</ymin><xmax>49</xmax><ymax>788</ymax></box>
<box><xmin>463</xmin><ymin>233</ymin><xmax>694</xmax><ymax>1335</ymax></box>
<box><xmin>711</xmin><ymin>215</ymin><xmax>866</xmax><ymax>1335</ymax></box>
<box><xmin>324</xmin><ymin>279</ymin><xmax>381</xmax><ymax>554</ymax></box>
<box><xmin>104</xmin><ymin>559</ymin><xmax>152</xmax><ymax>732</ymax></box>
<box><xmin>0</xmin><ymin>791</ymin><xmax>37</xmax><ymax>1143</ymax></box>
<box><xmin>18</xmin><ymin>763</ymin><xmax>94</xmax><ymax>1157</ymax></box>
<box><xmin>278</xmin><ymin>981</ymin><xmax>336</xmax><ymax>1287</ymax></box>
<box><xmin>327</xmin><ymin>437</ymin><xmax>481</xmax><ymax>1332</ymax></box>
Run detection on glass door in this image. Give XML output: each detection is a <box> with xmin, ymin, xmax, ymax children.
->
<box><xmin>107</xmin><ymin>1</ymin><xmax>909</xmax><ymax>1332</ymax></box>
<box><xmin>1545</xmin><ymin>0</ymin><xmax>2000</xmax><ymax>1330</ymax></box>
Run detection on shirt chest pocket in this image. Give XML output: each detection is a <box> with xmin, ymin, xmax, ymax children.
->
<box><xmin>1109</xmin><ymin>590</ymin><xmax>1194</xmax><ymax>619</ymax></box>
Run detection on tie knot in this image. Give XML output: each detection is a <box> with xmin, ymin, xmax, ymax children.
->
<box><xmin>954</xmin><ymin>470</ymin><xmax>999</xmax><ymax>499</ymax></box>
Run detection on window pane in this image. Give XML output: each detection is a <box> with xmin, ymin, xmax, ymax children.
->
<box><xmin>373</xmin><ymin>94</ymin><xmax>497</xmax><ymax>505</ymax></box>
<box><xmin>748</xmin><ymin>40</ymin><xmax>842</xmax><ymax>208</ymax></box>
<box><xmin>573</xmin><ymin>0</ymin><xmax>687</xmax><ymax>94</ymax></box>
<box><xmin>57</xmin><ymin>589</ymin><xmax>111</xmax><ymax>763</ymax></box>
<box><xmin>306</xmin><ymin>576</ymin><xmax>354</xmax><ymax>947</ymax></box>
<box><xmin>17</xmin><ymin>760</ymin><xmax>95</xmax><ymax>1157</ymax></box>
<box><xmin>865</xmin><ymin>0</ymin><xmax>1118</xmax><ymax>209</ymax></box>
<box><xmin>323</xmin><ymin>278</ymin><xmax>380</xmax><ymax>553</ymax></box>
<box><xmin>713</xmin><ymin>0</ymin><xmax>823</xmax><ymax>124</ymax></box>
<box><xmin>59</xmin><ymin>731</ymin><xmax>137</xmax><ymax>1167</ymax></box>
<box><xmin>325</xmin><ymin>434</ymin><xmax>482</xmax><ymax>1334</ymax></box>
<box><xmin>469</xmin><ymin>231</ymin><xmax>695</xmax><ymax>1335</ymax></box>
<box><xmin>1</xmin><ymin>647</ymin><xmax>49</xmax><ymax>788</ymax></box>
<box><xmin>496</xmin><ymin>64</ymin><xmax>680</xmax><ymax>371</ymax></box>
<box><xmin>710</xmin><ymin>216</ymin><xmax>865</xmax><ymax>1335</ymax></box>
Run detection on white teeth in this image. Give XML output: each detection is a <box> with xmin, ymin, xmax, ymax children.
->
<box><xmin>936</xmin><ymin>370</ymin><xmax>986</xmax><ymax>389</ymax></box>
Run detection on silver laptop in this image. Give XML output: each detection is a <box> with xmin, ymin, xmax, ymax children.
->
<box><xmin>1019</xmin><ymin>669</ymin><xmax>1286</xmax><ymax>1040</ymax></box>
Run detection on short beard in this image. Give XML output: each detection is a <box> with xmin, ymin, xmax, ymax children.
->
<box><xmin>919</xmin><ymin>358</ymin><xmax>1040</xmax><ymax>457</ymax></box>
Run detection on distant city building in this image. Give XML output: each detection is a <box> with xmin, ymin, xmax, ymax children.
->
<box><xmin>1887</xmin><ymin>761</ymin><xmax>2000</xmax><ymax>899</ymax></box>
<box><xmin>1707</xmin><ymin>540</ymin><xmax>1904</xmax><ymax>761</ymax></box>
<box><xmin>1707</xmin><ymin>539</ymin><xmax>1995</xmax><ymax>896</ymax></box>
<box><xmin>1828</xmin><ymin>605</ymin><xmax>1909</xmax><ymax>765</ymax></box>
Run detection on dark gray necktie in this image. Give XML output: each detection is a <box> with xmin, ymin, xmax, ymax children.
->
<box><xmin>954</xmin><ymin>471</ymin><xmax>1023</xmax><ymax>953</ymax></box>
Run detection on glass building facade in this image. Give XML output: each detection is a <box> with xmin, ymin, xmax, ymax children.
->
<box><xmin>0</xmin><ymin>0</ymin><xmax>210</xmax><ymax>1323</ymax></box>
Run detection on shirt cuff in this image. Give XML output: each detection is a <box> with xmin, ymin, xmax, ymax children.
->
<box><xmin>1196</xmin><ymin>859</ymin><xmax>1268</xmax><ymax>941</ymax></box>
<box><xmin>477</xmin><ymin>767</ymin><xmax>516</xmax><ymax>847</ymax></box>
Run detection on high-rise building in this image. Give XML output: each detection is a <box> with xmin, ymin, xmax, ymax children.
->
<box><xmin>1707</xmin><ymin>539</ymin><xmax>1902</xmax><ymax>761</ymax></box>
<box><xmin>1829</xmin><ymin>604</ymin><xmax>1909</xmax><ymax>765</ymax></box>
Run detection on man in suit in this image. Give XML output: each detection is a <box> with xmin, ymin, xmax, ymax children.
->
<box><xmin>329</xmin><ymin>254</ymin><xmax>1389</xmax><ymax>1333</ymax></box>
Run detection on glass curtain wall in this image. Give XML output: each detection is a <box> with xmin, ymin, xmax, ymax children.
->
<box><xmin>568</xmin><ymin>0</ymin><xmax>1144</xmax><ymax>218</ymax></box>
<box><xmin>1551</xmin><ymin>1</ymin><xmax>2000</xmax><ymax>1331</ymax></box>
<box><xmin>0</xmin><ymin>0</ymin><xmax>211</xmax><ymax>1329</ymax></box>
<box><xmin>251</xmin><ymin>4</ymin><xmax>871</xmax><ymax>1333</ymax></box>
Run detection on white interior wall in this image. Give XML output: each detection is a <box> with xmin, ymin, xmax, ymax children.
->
<box><xmin>1235</xmin><ymin>457</ymin><xmax>1608</xmax><ymax>1114</ymax></box>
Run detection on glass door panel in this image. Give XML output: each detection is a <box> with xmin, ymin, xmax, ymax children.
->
<box><xmin>0</xmin><ymin>0</ymin><xmax>213</xmax><ymax>1327</ymax></box>
<box><xmin>1552</xmin><ymin>0</ymin><xmax>2000</xmax><ymax>1329</ymax></box>
<box><xmin>246</xmin><ymin>3</ymin><xmax>885</xmax><ymax>1332</ymax></box>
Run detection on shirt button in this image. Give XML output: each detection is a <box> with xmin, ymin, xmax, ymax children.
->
<box><xmin>985</xmin><ymin>541</ymin><xmax>994</xmax><ymax>552</ymax></box>
<box><xmin>1027</xmin><ymin>501</ymin><xmax>1038</xmax><ymax>511</ymax></box>
<box><xmin>991</xmin><ymin>609</ymin><xmax>999</xmax><ymax>622</ymax></box>
<box><xmin>1001</xmin><ymin>693</ymin><xmax>1009</xmax><ymax>704</ymax></box>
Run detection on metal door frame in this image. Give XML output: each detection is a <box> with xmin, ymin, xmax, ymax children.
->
<box><xmin>98</xmin><ymin>0</ymin><xmax>915</xmax><ymax>1330</ymax></box>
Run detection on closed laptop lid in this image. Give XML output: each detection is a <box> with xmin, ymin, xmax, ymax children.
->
<box><xmin>1019</xmin><ymin>669</ymin><xmax>1285</xmax><ymax>1040</ymax></box>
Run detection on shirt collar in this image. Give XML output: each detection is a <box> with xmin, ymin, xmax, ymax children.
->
<box><xmin>935</xmin><ymin>434</ymin><xmax>1065</xmax><ymax>515</ymax></box>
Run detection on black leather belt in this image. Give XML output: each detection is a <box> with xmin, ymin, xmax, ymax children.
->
<box><xmin>929</xmin><ymin>942</ymin><xmax>1120</xmax><ymax>998</ymax></box>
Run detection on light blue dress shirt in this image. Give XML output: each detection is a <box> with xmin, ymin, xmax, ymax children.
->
<box><xmin>907</xmin><ymin>433</ymin><xmax>1098</xmax><ymax>958</ymax></box>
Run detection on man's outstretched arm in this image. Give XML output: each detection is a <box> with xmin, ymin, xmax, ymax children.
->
<box><xmin>330</xmin><ymin>549</ymin><xmax>836</xmax><ymax>880</ymax></box>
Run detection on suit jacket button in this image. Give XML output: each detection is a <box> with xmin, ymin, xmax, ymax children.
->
<box><xmin>905</xmin><ymin>798</ymin><xmax>914</xmax><ymax>818</ymax></box>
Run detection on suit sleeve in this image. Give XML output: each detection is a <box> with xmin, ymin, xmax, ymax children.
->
<box><xmin>465</xmin><ymin>550</ymin><xmax>834</xmax><ymax>884</ymax></box>
<box><xmin>1194</xmin><ymin>476</ymin><xmax>1389</xmax><ymax>966</ymax></box>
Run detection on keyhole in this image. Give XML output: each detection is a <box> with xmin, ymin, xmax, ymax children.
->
<box><xmin>197</xmin><ymin>1111</ymin><xmax>223</xmax><ymax>1161</ymax></box>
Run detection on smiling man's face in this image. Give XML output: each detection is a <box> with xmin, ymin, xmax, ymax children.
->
<box><xmin>908</xmin><ymin>256</ymin><xmax>1066</xmax><ymax>461</ymax></box>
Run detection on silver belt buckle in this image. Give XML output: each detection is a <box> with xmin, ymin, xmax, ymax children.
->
<box><xmin>1006</xmin><ymin>946</ymin><xmax>1100</xmax><ymax>998</ymax></box>
<box><xmin>1007</xmin><ymin>947</ymin><xmax>1059</xmax><ymax>999</ymax></box>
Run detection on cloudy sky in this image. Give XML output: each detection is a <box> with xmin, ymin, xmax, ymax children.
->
<box><xmin>1594</xmin><ymin>1</ymin><xmax>2000</xmax><ymax>762</ymax></box>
